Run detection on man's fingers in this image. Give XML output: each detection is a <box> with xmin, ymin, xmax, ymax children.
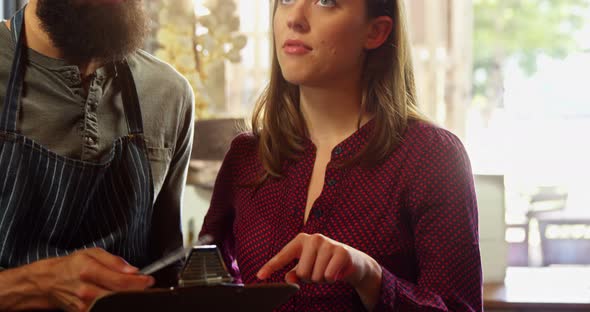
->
<box><xmin>79</xmin><ymin>260</ymin><xmax>154</xmax><ymax>292</ymax></box>
<box><xmin>51</xmin><ymin>290</ymin><xmax>88</xmax><ymax>312</ymax></box>
<box><xmin>256</xmin><ymin>234</ymin><xmax>306</xmax><ymax>280</ymax></box>
<box><xmin>81</xmin><ymin>248</ymin><xmax>138</xmax><ymax>274</ymax></box>
<box><xmin>74</xmin><ymin>283</ymin><xmax>111</xmax><ymax>305</ymax></box>
<box><xmin>63</xmin><ymin>300</ymin><xmax>88</xmax><ymax>312</ymax></box>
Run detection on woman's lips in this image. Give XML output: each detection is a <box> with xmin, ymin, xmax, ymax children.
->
<box><xmin>283</xmin><ymin>39</ymin><xmax>312</xmax><ymax>55</ymax></box>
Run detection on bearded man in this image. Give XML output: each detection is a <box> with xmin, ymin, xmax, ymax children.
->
<box><xmin>0</xmin><ymin>0</ymin><xmax>194</xmax><ymax>310</ymax></box>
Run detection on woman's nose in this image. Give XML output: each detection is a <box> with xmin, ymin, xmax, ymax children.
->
<box><xmin>286</xmin><ymin>2</ymin><xmax>310</xmax><ymax>33</ymax></box>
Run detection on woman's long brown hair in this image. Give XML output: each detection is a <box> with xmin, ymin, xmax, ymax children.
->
<box><xmin>251</xmin><ymin>0</ymin><xmax>426</xmax><ymax>180</ymax></box>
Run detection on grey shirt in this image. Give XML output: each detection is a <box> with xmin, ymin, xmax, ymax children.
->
<box><xmin>0</xmin><ymin>21</ymin><xmax>194</xmax><ymax>283</ymax></box>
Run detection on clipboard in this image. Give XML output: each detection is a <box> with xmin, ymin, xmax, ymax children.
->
<box><xmin>89</xmin><ymin>283</ymin><xmax>299</xmax><ymax>312</ymax></box>
<box><xmin>89</xmin><ymin>244</ymin><xmax>299</xmax><ymax>311</ymax></box>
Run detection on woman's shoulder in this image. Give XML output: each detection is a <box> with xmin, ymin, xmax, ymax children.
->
<box><xmin>229</xmin><ymin>132</ymin><xmax>258</xmax><ymax>149</ymax></box>
<box><xmin>405</xmin><ymin>119</ymin><xmax>464</xmax><ymax>147</ymax></box>
<box><xmin>220</xmin><ymin>132</ymin><xmax>264</xmax><ymax>183</ymax></box>
<box><xmin>402</xmin><ymin>119</ymin><xmax>468</xmax><ymax>160</ymax></box>
<box><xmin>224</xmin><ymin>132</ymin><xmax>259</xmax><ymax>161</ymax></box>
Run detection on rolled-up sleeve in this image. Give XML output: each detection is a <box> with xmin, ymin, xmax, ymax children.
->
<box><xmin>148</xmin><ymin>78</ymin><xmax>195</xmax><ymax>287</ymax></box>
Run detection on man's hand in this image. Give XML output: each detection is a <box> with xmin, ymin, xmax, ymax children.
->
<box><xmin>0</xmin><ymin>248</ymin><xmax>154</xmax><ymax>312</ymax></box>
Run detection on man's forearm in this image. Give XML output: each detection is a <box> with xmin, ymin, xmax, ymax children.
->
<box><xmin>0</xmin><ymin>265</ymin><xmax>51</xmax><ymax>310</ymax></box>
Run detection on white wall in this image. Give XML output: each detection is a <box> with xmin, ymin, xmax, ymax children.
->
<box><xmin>474</xmin><ymin>174</ymin><xmax>508</xmax><ymax>283</ymax></box>
<box><xmin>181</xmin><ymin>186</ymin><xmax>212</xmax><ymax>246</ymax></box>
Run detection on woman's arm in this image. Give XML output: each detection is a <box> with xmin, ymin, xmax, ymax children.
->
<box><xmin>372</xmin><ymin>128</ymin><xmax>482</xmax><ymax>311</ymax></box>
<box><xmin>198</xmin><ymin>135</ymin><xmax>246</xmax><ymax>281</ymax></box>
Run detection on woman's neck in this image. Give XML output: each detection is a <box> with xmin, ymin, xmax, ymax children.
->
<box><xmin>300</xmin><ymin>82</ymin><xmax>371</xmax><ymax>149</ymax></box>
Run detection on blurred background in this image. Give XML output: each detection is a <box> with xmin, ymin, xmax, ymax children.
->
<box><xmin>3</xmin><ymin>0</ymin><xmax>590</xmax><ymax>308</ymax></box>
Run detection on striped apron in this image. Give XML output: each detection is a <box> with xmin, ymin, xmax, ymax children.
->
<box><xmin>0</xmin><ymin>8</ymin><xmax>154</xmax><ymax>269</ymax></box>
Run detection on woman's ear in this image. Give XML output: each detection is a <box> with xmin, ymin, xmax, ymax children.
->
<box><xmin>364</xmin><ymin>16</ymin><xmax>393</xmax><ymax>50</ymax></box>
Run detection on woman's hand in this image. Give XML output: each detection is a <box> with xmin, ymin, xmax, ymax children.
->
<box><xmin>256</xmin><ymin>233</ymin><xmax>382</xmax><ymax>309</ymax></box>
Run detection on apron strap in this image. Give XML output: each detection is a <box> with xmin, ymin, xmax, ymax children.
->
<box><xmin>0</xmin><ymin>8</ymin><xmax>26</xmax><ymax>133</ymax></box>
<box><xmin>117</xmin><ymin>60</ymin><xmax>145</xmax><ymax>135</ymax></box>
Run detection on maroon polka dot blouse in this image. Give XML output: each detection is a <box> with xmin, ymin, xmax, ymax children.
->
<box><xmin>200</xmin><ymin>120</ymin><xmax>483</xmax><ymax>311</ymax></box>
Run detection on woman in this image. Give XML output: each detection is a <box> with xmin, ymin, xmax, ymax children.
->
<box><xmin>200</xmin><ymin>0</ymin><xmax>482</xmax><ymax>311</ymax></box>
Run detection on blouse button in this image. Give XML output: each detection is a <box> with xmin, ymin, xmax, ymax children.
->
<box><xmin>313</xmin><ymin>209</ymin><xmax>323</xmax><ymax>218</ymax></box>
<box><xmin>327</xmin><ymin>179</ymin><xmax>337</xmax><ymax>186</ymax></box>
<box><xmin>333</xmin><ymin>146</ymin><xmax>343</xmax><ymax>155</ymax></box>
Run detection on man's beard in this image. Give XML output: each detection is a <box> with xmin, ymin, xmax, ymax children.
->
<box><xmin>36</xmin><ymin>0</ymin><xmax>149</xmax><ymax>63</ymax></box>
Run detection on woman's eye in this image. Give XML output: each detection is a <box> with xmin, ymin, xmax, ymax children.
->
<box><xmin>316</xmin><ymin>0</ymin><xmax>337</xmax><ymax>8</ymax></box>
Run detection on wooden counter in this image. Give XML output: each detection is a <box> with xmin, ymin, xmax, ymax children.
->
<box><xmin>484</xmin><ymin>266</ymin><xmax>590</xmax><ymax>311</ymax></box>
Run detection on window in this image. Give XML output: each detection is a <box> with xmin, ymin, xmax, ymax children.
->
<box><xmin>224</xmin><ymin>0</ymin><xmax>271</xmax><ymax>116</ymax></box>
<box><xmin>469</xmin><ymin>0</ymin><xmax>590</xmax><ymax>267</ymax></box>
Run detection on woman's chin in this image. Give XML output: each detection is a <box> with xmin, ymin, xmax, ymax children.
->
<box><xmin>282</xmin><ymin>72</ymin><xmax>318</xmax><ymax>87</ymax></box>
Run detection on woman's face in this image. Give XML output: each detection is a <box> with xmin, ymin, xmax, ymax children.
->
<box><xmin>273</xmin><ymin>0</ymin><xmax>373</xmax><ymax>87</ymax></box>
